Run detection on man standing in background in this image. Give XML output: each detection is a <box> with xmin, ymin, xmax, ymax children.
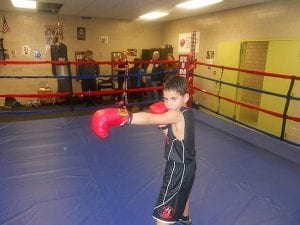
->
<box><xmin>78</xmin><ymin>50</ymin><xmax>100</xmax><ymax>106</ymax></box>
<box><xmin>143</xmin><ymin>51</ymin><xmax>165</xmax><ymax>102</ymax></box>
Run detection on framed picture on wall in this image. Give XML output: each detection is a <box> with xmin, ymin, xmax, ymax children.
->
<box><xmin>99</xmin><ymin>36</ymin><xmax>109</xmax><ymax>44</ymax></box>
<box><xmin>77</xmin><ymin>27</ymin><xmax>86</xmax><ymax>40</ymax></box>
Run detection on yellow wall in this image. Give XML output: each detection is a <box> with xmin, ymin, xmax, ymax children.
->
<box><xmin>160</xmin><ymin>0</ymin><xmax>300</xmax><ymax>143</ymax></box>
<box><xmin>161</xmin><ymin>0</ymin><xmax>300</xmax><ymax>124</ymax></box>
<box><xmin>215</xmin><ymin>41</ymin><xmax>241</xmax><ymax>117</ymax></box>
<box><xmin>258</xmin><ymin>40</ymin><xmax>300</xmax><ymax>136</ymax></box>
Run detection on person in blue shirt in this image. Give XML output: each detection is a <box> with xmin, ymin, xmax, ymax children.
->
<box><xmin>128</xmin><ymin>58</ymin><xmax>145</xmax><ymax>111</ymax></box>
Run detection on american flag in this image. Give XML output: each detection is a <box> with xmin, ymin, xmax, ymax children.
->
<box><xmin>2</xmin><ymin>16</ymin><xmax>10</xmax><ymax>34</ymax></box>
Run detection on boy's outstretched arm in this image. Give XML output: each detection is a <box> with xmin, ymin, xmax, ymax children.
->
<box><xmin>91</xmin><ymin>103</ymin><xmax>181</xmax><ymax>139</ymax></box>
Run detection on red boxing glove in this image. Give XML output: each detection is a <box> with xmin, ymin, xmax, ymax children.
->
<box><xmin>149</xmin><ymin>101</ymin><xmax>168</xmax><ymax>114</ymax></box>
<box><xmin>91</xmin><ymin>108</ymin><xmax>132</xmax><ymax>138</ymax></box>
<box><xmin>149</xmin><ymin>101</ymin><xmax>168</xmax><ymax>130</ymax></box>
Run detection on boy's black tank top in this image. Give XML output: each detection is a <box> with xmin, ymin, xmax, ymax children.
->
<box><xmin>164</xmin><ymin>107</ymin><xmax>196</xmax><ymax>164</ymax></box>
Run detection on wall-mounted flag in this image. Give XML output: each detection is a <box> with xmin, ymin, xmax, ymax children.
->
<box><xmin>2</xmin><ymin>16</ymin><xmax>10</xmax><ymax>34</ymax></box>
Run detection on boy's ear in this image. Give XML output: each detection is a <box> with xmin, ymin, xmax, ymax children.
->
<box><xmin>183</xmin><ymin>93</ymin><xmax>189</xmax><ymax>103</ymax></box>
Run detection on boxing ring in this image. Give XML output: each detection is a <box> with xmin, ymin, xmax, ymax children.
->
<box><xmin>0</xmin><ymin>108</ymin><xmax>300</xmax><ymax>225</ymax></box>
<box><xmin>0</xmin><ymin>56</ymin><xmax>300</xmax><ymax>225</ymax></box>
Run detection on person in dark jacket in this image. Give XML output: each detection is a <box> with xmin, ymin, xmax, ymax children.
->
<box><xmin>78</xmin><ymin>50</ymin><xmax>100</xmax><ymax>106</ymax></box>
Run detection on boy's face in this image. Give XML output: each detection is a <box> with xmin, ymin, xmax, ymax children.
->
<box><xmin>163</xmin><ymin>89</ymin><xmax>189</xmax><ymax>111</ymax></box>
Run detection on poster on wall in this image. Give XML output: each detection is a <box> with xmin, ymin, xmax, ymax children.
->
<box><xmin>206</xmin><ymin>50</ymin><xmax>215</xmax><ymax>68</ymax></box>
<box><xmin>99</xmin><ymin>36</ymin><xmax>108</xmax><ymax>44</ymax></box>
<box><xmin>178</xmin><ymin>31</ymin><xmax>200</xmax><ymax>53</ymax></box>
<box><xmin>206</xmin><ymin>50</ymin><xmax>215</xmax><ymax>60</ymax></box>
<box><xmin>45</xmin><ymin>26</ymin><xmax>58</xmax><ymax>52</ymax></box>
<box><xmin>206</xmin><ymin>50</ymin><xmax>215</xmax><ymax>63</ymax></box>
<box><xmin>127</xmin><ymin>49</ymin><xmax>137</xmax><ymax>56</ymax></box>
<box><xmin>22</xmin><ymin>45</ymin><xmax>31</xmax><ymax>55</ymax></box>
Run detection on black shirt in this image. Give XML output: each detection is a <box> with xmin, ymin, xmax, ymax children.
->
<box><xmin>164</xmin><ymin>107</ymin><xmax>196</xmax><ymax>164</ymax></box>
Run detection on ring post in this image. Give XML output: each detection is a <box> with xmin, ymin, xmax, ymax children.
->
<box><xmin>280</xmin><ymin>76</ymin><xmax>295</xmax><ymax>140</ymax></box>
<box><xmin>178</xmin><ymin>53</ymin><xmax>194</xmax><ymax>106</ymax></box>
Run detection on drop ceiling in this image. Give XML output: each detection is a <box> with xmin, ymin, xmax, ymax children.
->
<box><xmin>0</xmin><ymin>0</ymin><xmax>273</xmax><ymax>22</ymax></box>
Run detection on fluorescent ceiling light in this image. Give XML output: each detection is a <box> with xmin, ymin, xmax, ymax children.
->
<box><xmin>139</xmin><ymin>12</ymin><xmax>169</xmax><ymax>20</ymax></box>
<box><xmin>10</xmin><ymin>0</ymin><xmax>36</xmax><ymax>9</ymax></box>
<box><xmin>176</xmin><ymin>0</ymin><xmax>223</xmax><ymax>9</ymax></box>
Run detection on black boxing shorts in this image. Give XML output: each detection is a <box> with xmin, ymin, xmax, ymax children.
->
<box><xmin>152</xmin><ymin>160</ymin><xmax>196</xmax><ymax>223</ymax></box>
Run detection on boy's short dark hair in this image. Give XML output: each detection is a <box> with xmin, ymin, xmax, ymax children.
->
<box><xmin>163</xmin><ymin>75</ymin><xmax>188</xmax><ymax>96</ymax></box>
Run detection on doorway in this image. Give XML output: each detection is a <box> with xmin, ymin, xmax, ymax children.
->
<box><xmin>237</xmin><ymin>41</ymin><xmax>269</xmax><ymax>124</ymax></box>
